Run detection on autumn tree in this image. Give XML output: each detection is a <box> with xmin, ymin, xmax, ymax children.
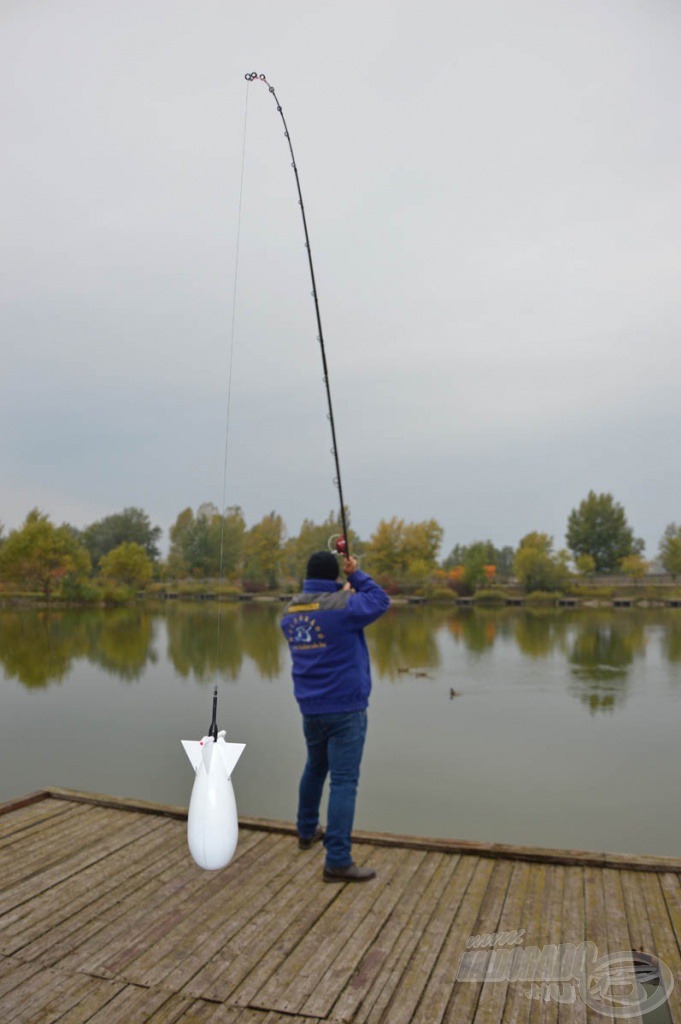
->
<box><xmin>83</xmin><ymin>507</ymin><xmax>162</xmax><ymax>567</ymax></box>
<box><xmin>366</xmin><ymin>517</ymin><xmax>443</xmax><ymax>583</ymax></box>
<box><xmin>282</xmin><ymin>510</ymin><xmax>356</xmax><ymax>582</ymax></box>
<box><xmin>619</xmin><ymin>554</ymin><xmax>650</xmax><ymax>585</ymax></box>
<box><xmin>659</xmin><ymin>523</ymin><xmax>681</xmax><ymax>580</ymax></box>
<box><xmin>566</xmin><ymin>492</ymin><xmax>643</xmax><ymax>573</ymax></box>
<box><xmin>0</xmin><ymin>509</ymin><xmax>91</xmax><ymax>599</ymax></box>
<box><xmin>442</xmin><ymin>541</ymin><xmax>514</xmax><ymax>577</ymax></box>
<box><xmin>242</xmin><ymin>512</ymin><xmax>285</xmax><ymax>590</ymax></box>
<box><xmin>365</xmin><ymin>518</ymin><xmax>404</xmax><ymax>578</ymax></box>
<box><xmin>513</xmin><ymin>532</ymin><xmax>570</xmax><ymax>593</ymax></box>
<box><xmin>462</xmin><ymin>541</ymin><xmax>496</xmax><ymax>591</ymax></box>
<box><xmin>99</xmin><ymin>542</ymin><xmax>154</xmax><ymax>589</ymax></box>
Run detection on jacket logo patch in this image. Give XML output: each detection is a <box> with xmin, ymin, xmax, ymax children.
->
<box><xmin>285</xmin><ymin>614</ymin><xmax>327</xmax><ymax>651</ymax></box>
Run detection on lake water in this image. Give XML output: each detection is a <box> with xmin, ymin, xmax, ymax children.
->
<box><xmin>1</xmin><ymin>602</ymin><xmax>680</xmax><ymax>858</ymax></box>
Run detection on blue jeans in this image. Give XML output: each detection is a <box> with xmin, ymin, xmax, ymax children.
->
<box><xmin>297</xmin><ymin>710</ymin><xmax>368</xmax><ymax>869</ymax></box>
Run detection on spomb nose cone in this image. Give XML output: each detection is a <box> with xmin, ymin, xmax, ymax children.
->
<box><xmin>187</xmin><ymin>776</ymin><xmax>239</xmax><ymax>870</ymax></box>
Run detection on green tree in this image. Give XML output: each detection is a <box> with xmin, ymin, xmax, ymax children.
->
<box><xmin>659</xmin><ymin>523</ymin><xmax>681</xmax><ymax>580</ymax></box>
<box><xmin>243</xmin><ymin>512</ymin><xmax>285</xmax><ymax>590</ymax></box>
<box><xmin>513</xmin><ymin>532</ymin><xmax>570</xmax><ymax>593</ymax></box>
<box><xmin>619</xmin><ymin>554</ymin><xmax>650</xmax><ymax>585</ymax></box>
<box><xmin>575</xmin><ymin>553</ymin><xmax>596</xmax><ymax>577</ymax></box>
<box><xmin>0</xmin><ymin>510</ymin><xmax>91</xmax><ymax>599</ymax></box>
<box><xmin>83</xmin><ymin>507</ymin><xmax>162</xmax><ymax>567</ymax></box>
<box><xmin>99</xmin><ymin>542</ymin><xmax>153</xmax><ymax>589</ymax></box>
<box><xmin>168</xmin><ymin>504</ymin><xmax>245</xmax><ymax>579</ymax></box>
<box><xmin>566</xmin><ymin>492</ymin><xmax>643</xmax><ymax>573</ymax></box>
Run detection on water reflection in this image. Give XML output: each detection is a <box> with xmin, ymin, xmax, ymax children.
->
<box><xmin>0</xmin><ymin>605</ymin><xmax>679</xmax><ymax>711</ymax></box>
<box><xmin>567</xmin><ymin>613</ymin><xmax>646</xmax><ymax>714</ymax></box>
<box><xmin>660</xmin><ymin>613</ymin><xmax>681</xmax><ymax>665</ymax></box>
<box><xmin>0</xmin><ymin>608</ymin><xmax>157</xmax><ymax>687</ymax></box>
<box><xmin>368</xmin><ymin>607</ymin><xmax>442</xmax><ymax>678</ymax></box>
<box><xmin>514</xmin><ymin>611</ymin><xmax>569</xmax><ymax>660</ymax></box>
<box><xmin>166</xmin><ymin>604</ymin><xmax>245</xmax><ymax>681</ymax></box>
<box><xmin>165</xmin><ymin>603</ymin><xmax>285</xmax><ymax>681</ymax></box>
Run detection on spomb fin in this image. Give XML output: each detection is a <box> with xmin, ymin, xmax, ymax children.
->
<box><xmin>181</xmin><ymin>740</ymin><xmax>203</xmax><ymax>772</ymax></box>
<box><xmin>217</xmin><ymin>741</ymin><xmax>246</xmax><ymax>779</ymax></box>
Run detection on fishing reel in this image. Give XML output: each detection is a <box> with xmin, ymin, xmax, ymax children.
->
<box><xmin>328</xmin><ymin>534</ymin><xmax>348</xmax><ymax>557</ymax></box>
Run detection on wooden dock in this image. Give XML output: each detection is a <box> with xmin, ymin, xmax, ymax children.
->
<box><xmin>1</xmin><ymin>788</ymin><xmax>680</xmax><ymax>1024</ymax></box>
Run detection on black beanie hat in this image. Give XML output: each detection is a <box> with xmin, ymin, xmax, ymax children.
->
<box><xmin>306</xmin><ymin>550</ymin><xmax>340</xmax><ymax>581</ymax></box>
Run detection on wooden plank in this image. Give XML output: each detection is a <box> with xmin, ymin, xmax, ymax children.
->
<box><xmin>601</xmin><ymin>869</ymin><xmax>642</xmax><ymax>1024</ymax></box>
<box><xmin>556</xmin><ymin>867</ymin><xmax>586</xmax><ymax>1024</ymax></box>
<box><xmin>0</xmin><ymin>963</ymin><xmax>93</xmax><ymax>1023</ymax></box>
<box><xmin>637</xmin><ymin>872</ymin><xmax>681</xmax><ymax>1024</ymax></box>
<box><xmin>11</xmin><ymin>840</ymin><xmax>190</xmax><ymax>965</ymax></box>
<box><xmin>36</xmin><ymin>789</ymin><xmax>681</xmax><ymax>872</ymax></box>
<box><xmin>231</xmin><ymin>843</ymin><xmax>380</xmax><ymax>1008</ymax></box>
<box><xmin>301</xmin><ymin>848</ymin><xmax>427</xmax><ymax>1019</ymax></box>
<box><xmin>151</xmin><ymin>834</ymin><xmax>346</xmax><ymax>998</ymax></box>
<box><xmin>658</xmin><ymin>872</ymin><xmax>681</xmax><ymax>957</ymax></box>
<box><xmin>120</xmin><ymin>834</ymin><xmax>302</xmax><ymax>988</ymax></box>
<box><xmin>7</xmin><ymin>968</ymin><xmax>97</xmax><ymax>1024</ymax></box>
<box><xmin>583</xmin><ymin>866</ymin><xmax>609</xmax><ymax>1024</ymax></box>
<box><xmin>349</xmin><ymin>853</ymin><xmax>459</xmax><ymax>1024</ymax></box>
<box><xmin>45</xmin><ymin>787</ymin><xmax>189</xmax><ymax>822</ymax></box>
<box><xmin>205</xmin><ymin>845</ymin><xmax>380</xmax><ymax>1007</ymax></box>
<box><xmin>142</xmin><ymin>994</ymin><xmax>224</xmax><ymax>1024</ymax></box>
<box><xmin>0</xmin><ymin>806</ymin><xmax>143</xmax><ymax>893</ymax></box>
<box><xmin>416</xmin><ymin>858</ymin><xmax>514</xmax><ymax>1024</ymax></box>
<box><xmin>247</xmin><ymin>845</ymin><xmax>405</xmax><ymax>1015</ymax></box>
<box><xmin>498</xmin><ymin>861</ymin><xmax>546</xmax><ymax>1024</ymax></box>
<box><xmin>91</xmin><ymin>832</ymin><xmax>278</xmax><ymax>983</ymax></box>
<box><xmin>0</xmin><ymin>798</ymin><xmax>71</xmax><ymax>842</ymax></box>
<box><xmin>53</xmin><ymin>829</ymin><xmax>269</xmax><ymax>977</ymax></box>
<box><xmin>0</xmin><ymin>955</ymin><xmax>46</xmax><ymax>1000</ymax></box>
<box><xmin>370</xmin><ymin>855</ymin><xmax>492</xmax><ymax>1024</ymax></box>
<box><xmin>67</xmin><ymin>982</ymin><xmax>178</xmax><ymax>1024</ymax></box>
<box><xmin>182</xmin><ymin>839</ymin><xmax>347</xmax><ymax>1002</ymax></box>
<box><xmin>471</xmin><ymin>861</ymin><xmax>532</xmax><ymax>1024</ymax></box>
<box><xmin>0</xmin><ymin>820</ymin><xmax>175</xmax><ymax>954</ymax></box>
<box><xmin>442</xmin><ymin>859</ymin><xmax>527</xmax><ymax>1024</ymax></box>
<box><xmin>41</xmin><ymin>978</ymin><xmax>127</xmax><ymax>1024</ymax></box>
<box><xmin>619</xmin><ymin>870</ymin><xmax>656</xmax><ymax>955</ymax></box>
<box><xmin>528</xmin><ymin>864</ymin><xmax>565</xmax><ymax>1024</ymax></box>
<box><xmin>0</xmin><ymin>802</ymin><xmax>94</xmax><ymax>860</ymax></box>
<box><xmin>0</xmin><ymin>810</ymin><xmax>167</xmax><ymax>919</ymax></box>
<box><xmin>0</xmin><ymin>791</ymin><xmax>50</xmax><ymax>817</ymax></box>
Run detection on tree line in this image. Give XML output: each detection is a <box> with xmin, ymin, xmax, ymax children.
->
<box><xmin>0</xmin><ymin>491</ymin><xmax>680</xmax><ymax>600</ymax></box>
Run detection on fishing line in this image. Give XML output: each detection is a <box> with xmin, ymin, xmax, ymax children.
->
<box><xmin>245</xmin><ymin>71</ymin><xmax>351</xmax><ymax>558</ymax></box>
<box><xmin>214</xmin><ymin>81</ymin><xmax>250</xmax><ymax>676</ymax></box>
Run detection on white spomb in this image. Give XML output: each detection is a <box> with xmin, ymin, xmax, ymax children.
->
<box><xmin>182</xmin><ymin>732</ymin><xmax>246</xmax><ymax>871</ymax></box>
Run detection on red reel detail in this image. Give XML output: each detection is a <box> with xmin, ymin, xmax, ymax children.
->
<box><xmin>335</xmin><ymin>535</ymin><xmax>348</xmax><ymax>555</ymax></box>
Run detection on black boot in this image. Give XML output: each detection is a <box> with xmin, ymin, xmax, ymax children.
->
<box><xmin>298</xmin><ymin>826</ymin><xmax>324</xmax><ymax>850</ymax></box>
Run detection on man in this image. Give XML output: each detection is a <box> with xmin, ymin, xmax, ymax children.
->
<box><xmin>281</xmin><ymin>550</ymin><xmax>390</xmax><ymax>882</ymax></box>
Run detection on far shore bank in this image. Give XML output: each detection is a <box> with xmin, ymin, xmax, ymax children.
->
<box><xmin>2</xmin><ymin>577</ymin><xmax>680</xmax><ymax>612</ymax></box>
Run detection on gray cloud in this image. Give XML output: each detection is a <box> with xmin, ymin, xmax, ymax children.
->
<box><xmin>2</xmin><ymin>0</ymin><xmax>680</xmax><ymax>557</ymax></box>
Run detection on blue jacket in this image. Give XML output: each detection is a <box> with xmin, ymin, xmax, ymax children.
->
<box><xmin>281</xmin><ymin>569</ymin><xmax>390</xmax><ymax>715</ymax></box>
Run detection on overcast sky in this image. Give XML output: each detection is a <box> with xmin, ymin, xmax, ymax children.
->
<box><xmin>2</xmin><ymin>0</ymin><xmax>680</xmax><ymax>558</ymax></box>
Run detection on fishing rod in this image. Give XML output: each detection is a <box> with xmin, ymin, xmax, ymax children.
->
<box><xmin>245</xmin><ymin>72</ymin><xmax>350</xmax><ymax>559</ymax></box>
